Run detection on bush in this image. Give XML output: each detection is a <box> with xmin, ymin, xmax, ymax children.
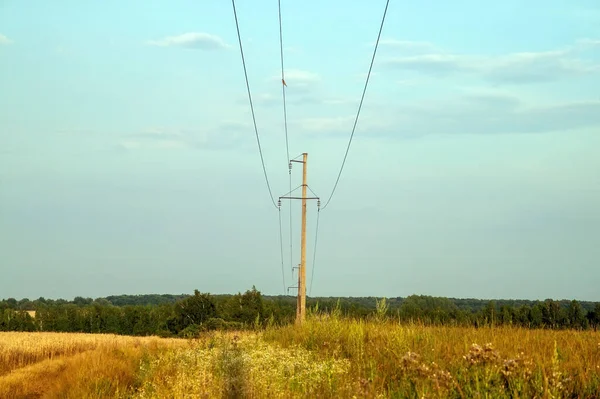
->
<box><xmin>179</xmin><ymin>324</ymin><xmax>202</xmax><ymax>338</ymax></box>
<box><xmin>204</xmin><ymin>318</ymin><xmax>226</xmax><ymax>331</ymax></box>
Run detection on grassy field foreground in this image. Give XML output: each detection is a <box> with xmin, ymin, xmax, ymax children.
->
<box><xmin>1</xmin><ymin>318</ymin><xmax>599</xmax><ymax>398</ymax></box>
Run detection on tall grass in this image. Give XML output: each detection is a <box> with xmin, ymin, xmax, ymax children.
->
<box><xmin>263</xmin><ymin>314</ymin><xmax>600</xmax><ymax>397</ymax></box>
<box><xmin>0</xmin><ymin>332</ymin><xmax>182</xmax><ymax>398</ymax></box>
<box><xmin>135</xmin><ymin>332</ymin><xmax>353</xmax><ymax>398</ymax></box>
<box><xmin>1</xmin><ymin>319</ymin><xmax>599</xmax><ymax>398</ymax></box>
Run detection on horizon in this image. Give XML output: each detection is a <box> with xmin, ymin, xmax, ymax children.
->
<box><xmin>3</xmin><ymin>290</ymin><xmax>599</xmax><ymax>305</ymax></box>
<box><xmin>1</xmin><ymin>1</ymin><xmax>599</xmax><ymax>301</ymax></box>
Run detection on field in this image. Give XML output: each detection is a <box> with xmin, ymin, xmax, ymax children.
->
<box><xmin>1</xmin><ymin>316</ymin><xmax>599</xmax><ymax>398</ymax></box>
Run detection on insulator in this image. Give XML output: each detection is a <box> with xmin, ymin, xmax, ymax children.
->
<box><xmin>278</xmin><ymin>199</ymin><xmax>281</xmax><ymax>208</ymax></box>
<box><xmin>288</xmin><ymin>162</ymin><xmax>292</xmax><ymax>170</ymax></box>
<box><xmin>317</xmin><ymin>200</ymin><xmax>321</xmax><ymax>209</ymax></box>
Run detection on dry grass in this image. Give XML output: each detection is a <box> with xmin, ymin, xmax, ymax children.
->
<box><xmin>135</xmin><ymin>331</ymin><xmax>353</xmax><ymax>398</ymax></box>
<box><xmin>1</xmin><ymin>320</ymin><xmax>599</xmax><ymax>398</ymax></box>
<box><xmin>0</xmin><ymin>332</ymin><xmax>183</xmax><ymax>399</ymax></box>
<box><xmin>264</xmin><ymin>316</ymin><xmax>600</xmax><ymax>398</ymax></box>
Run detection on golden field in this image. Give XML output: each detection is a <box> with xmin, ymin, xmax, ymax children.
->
<box><xmin>1</xmin><ymin>318</ymin><xmax>599</xmax><ymax>398</ymax></box>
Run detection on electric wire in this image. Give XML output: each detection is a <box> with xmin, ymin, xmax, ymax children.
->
<box><xmin>308</xmin><ymin>208</ymin><xmax>321</xmax><ymax>296</ymax></box>
<box><xmin>278</xmin><ymin>0</ymin><xmax>294</xmax><ymax>288</ymax></box>
<box><xmin>278</xmin><ymin>0</ymin><xmax>290</xmax><ymax>166</ymax></box>
<box><xmin>307</xmin><ymin>185</ymin><xmax>319</xmax><ymax>199</ymax></box>
<box><xmin>231</xmin><ymin>0</ymin><xmax>278</xmax><ymax>208</ymax></box>
<box><xmin>278</xmin><ymin>207</ymin><xmax>286</xmax><ymax>295</ymax></box>
<box><xmin>288</xmin><ymin>175</ymin><xmax>293</xmax><ymax>281</ymax></box>
<box><xmin>321</xmin><ymin>0</ymin><xmax>391</xmax><ymax>211</ymax></box>
<box><xmin>280</xmin><ymin>184</ymin><xmax>303</xmax><ymax>198</ymax></box>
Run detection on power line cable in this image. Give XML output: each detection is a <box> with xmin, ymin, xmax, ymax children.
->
<box><xmin>307</xmin><ymin>185</ymin><xmax>320</xmax><ymax>199</ymax></box>
<box><xmin>308</xmin><ymin>208</ymin><xmax>321</xmax><ymax>296</ymax></box>
<box><xmin>321</xmin><ymin>0</ymin><xmax>391</xmax><ymax>211</ymax></box>
<box><xmin>231</xmin><ymin>0</ymin><xmax>278</xmax><ymax>208</ymax></box>
<box><xmin>280</xmin><ymin>184</ymin><xmax>303</xmax><ymax>198</ymax></box>
<box><xmin>278</xmin><ymin>206</ymin><xmax>286</xmax><ymax>294</ymax></box>
<box><xmin>278</xmin><ymin>0</ymin><xmax>295</xmax><ymax>288</ymax></box>
<box><xmin>288</xmin><ymin>177</ymin><xmax>293</xmax><ymax>279</ymax></box>
<box><xmin>278</xmin><ymin>0</ymin><xmax>291</xmax><ymax>166</ymax></box>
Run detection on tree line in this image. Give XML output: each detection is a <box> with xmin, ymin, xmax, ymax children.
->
<box><xmin>1</xmin><ymin>289</ymin><xmax>599</xmax><ymax>336</ymax></box>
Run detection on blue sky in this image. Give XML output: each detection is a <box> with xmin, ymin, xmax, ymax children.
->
<box><xmin>1</xmin><ymin>0</ymin><xmax>599</xmax><ymax>301</ymax></box>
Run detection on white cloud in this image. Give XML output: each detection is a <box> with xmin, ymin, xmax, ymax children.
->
<box><xmin>118</xmin><ymin>126</ymin><xmax>248</xmax><ymax>151</ymax></box>
<box><xmin>382</xmin><ymin>40</ymin><xmax>600</xmax><ymax>84</ymax></box>
<box><xmin>299</xmin><ymin>95</ymin><xmax>600</xmax><ymax>138</ymax></box>
<box><xmin>396</xmin><ymin>98</ymin><xmax>600</xmax><ymax>135</ymax></box>
<box><xmin>147</xmin><ymin>32</ymin><xmax>230</xmax><ymax>50</ymax></box>
<box><xmin>322</xmin><ymin>97</ymin><xmax>356</xmax><ymax>106</ymax></box>
<box><xmin>353</xmin><ymin>71</ymin><xmax>378</xmax><ymax>82</ymax></box>
<box><xmin>272</xmin><ymin>69</ymin><xmax>320</xmax><ymax>88</ymax></box>
<box><xmin>378</xmin><ymin>39</ymin><xmax>437</xmax><ymax>53</ymax></box>
<box><xmin>577</xmin><ymin>38</ymin><xmax>600</xmax><ymax>47</ymax></box>
<box><xmin>395</xmin><ymin>79</ymin><xmax>422</xmax><ymax>86</ymax></box>
<box><xmin>295</xmin><ymin>116</ymin><xmax>356</xmax><ymax>135</ymax></box>
<box><xmin>0</xmin><ymin>34</ymin><xmax>13</xmax><ymax>45</ymax></box>
<box><xmin>284</xmin><ymin>46</ymin><xmax>303</xmax><ymax>54</ymax></box>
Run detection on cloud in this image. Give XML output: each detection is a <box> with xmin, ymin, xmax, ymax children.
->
<box><xmin>117</xmin><ymin>126</ymin><xmax>248</xmax><ymax>151</ymax></box>
<box><xmin>385</xmin><ymin>54</ymin><xmax>466</xmax><ymax>75</ymax></box>
<box><xmin>403</xmin><ymin>98</ymin><xmax>600</xmax><ymax>136</ymax></box>
<box><xmin>382</xmin><ymin>40</ymin><xmax>600</xmax><ymax>84</ymax></box>
<box><xmin>272</xmin><ymin>69</ymin><xmax>320</xmax><ymax>89</ymax></box>
<box><xmin>118</xmin><ymin>128</ymin><xmax>187</xmax><ymax>150</ymax></box>
<box><xmin>294</xmin><ymin>116</ymin><xmax>357</xmax><ymax>135</ymax></box>
<box><xmin>378</xmin><ymin>39</ymin><xmax>437</xmax><ymax>53</ymax></box>
<box><xmin>147</xmin><ymin>33</ymin><xmax>230</xmax><ymax>50</ymax></box>
<box><xmin>238</xmin><ymin>69</ymin><xmax>323</xmax><ymax>107</ymax></box>
<box><xmin>482</xmin><ymin>50</ymin><xmax>599</xmax><ymax>83</ymax></box>
<box><xmin>322</xmin><ymin>97</ymin><xmax>357</xmax><ymax>106</ymax></box>
<box><xmin>284</xmin><ymin>46</ymin><xmax>303</xmax><ymax>54</ymax></box>
<box><xmin>0</xmin><ymin>34</ymin><xmax>12</xmax><ymax>45</ymax></box>
<box><xmin>299</xmin><ymin>94</ymin><xmax>600</xmax><ymax>138</ymax></box>
<box><xmin>577</xmin><ymin>38</ymin><xmax>600</xmax><ymax>48</ymax></box>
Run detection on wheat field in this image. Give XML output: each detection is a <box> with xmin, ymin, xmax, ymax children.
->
<box><xmin>1</xmin><ymin>319</ymin><xmax>599</xmax><ymax>398</ymax></box>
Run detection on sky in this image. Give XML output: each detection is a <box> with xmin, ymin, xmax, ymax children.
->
<box><xmin>1</xmin><ymin>0</ymin><xmax>599</xmax><ymax>301</ymax></box>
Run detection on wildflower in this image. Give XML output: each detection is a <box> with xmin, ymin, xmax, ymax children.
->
<box><xmin>400</xmin><ymin>351</ymin><xmax>421</xmax><ymax>369</ymax></box>
<box><xmin>464</xmin><ymin>343</ymin><xmax>499</xmax><ymax>365</ymax></box>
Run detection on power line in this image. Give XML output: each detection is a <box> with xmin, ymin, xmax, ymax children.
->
<box><xmin>278</xmin><ymin>0</ymin><xmax>291</xmax><ymax>166</ymax></box>
<box><xmin>231</xmin><ymin>0</ymin><xmax>278</xmax><ymax>209</ymax></box>
<box><xmin>321</xmin><ymin>0</ymin><xmax>391</xmax><ymax>211</ymax></box>
<box><xmin>288</xmin><ymin>175</ymin><xmax>292</xmax><ymax>278</ymax></box>
<box><xmin>278</xmin><ymin>0</ymin><xmax>295</xmax><ymax>295</ymax></box>
<box><xmin>281</xmin><ymin>184</ymin><xmax>303</xmax><ymax>198</ymax></box>
<box><xmin>307</xmin><ymin>185</ymin><xmax>320</xmax><ymax>199</ymax></box>
<box><xmin>278</xmin><ymin>206</ymin><xmax>286</xmax><ymax>294</ymax></box>
<box><xmin>309</xmin><ymin>207</ymin><xmax>321</xmax><ymax>296</ymax></box>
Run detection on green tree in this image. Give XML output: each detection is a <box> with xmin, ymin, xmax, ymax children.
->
<box><xmin>586</xmin><ymin>304</ymin><xmax>600</xmax><ymax>331</ymax></box>
<box><xmin>499</xmin><ymin>305</ymin><xmax>514</xmax><ymax>325</ymax></box>
<box><xmin>542</xmin><ymin>299</ymin><xmax>561</xmax><ymax>329</ymax></box>
<box><xmin>223</xmin><ymin>286</ymin><xmax>265</xmax><ymax>325</ymax></box>
<box><xmin>482</xmin><ymin>301</ymin><xmax>497</xmax><ymax>326</ymax></box>
<box><xmin>171</xmin><ymin>290</ymin><xmax>217</xmax><ymax>333</ymax></box>
<box><xmin>565</xmin><ymin>300</ymin><xmax>585</xmax><ymax>330</ymax></box>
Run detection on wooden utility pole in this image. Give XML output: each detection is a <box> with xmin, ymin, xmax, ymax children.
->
<box><xmin>297</xmin><ymin>152</ymin><xmax>308</xmax><ymax>325</ymax></box>
<box><xmin>279</xmin><ymin>152</ymin><xmax>318</xmax><ymax>326</ymax></box>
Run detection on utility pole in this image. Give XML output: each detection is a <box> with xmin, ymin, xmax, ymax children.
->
<box><xmin>298</xmin><ymin>152</ymin><xmax>308</xmax><ymax>324</ymax></box>
<box><xmin>279</xmin><ymin>152</ymin><xmax>319</xmax><ymax>326</ymax></box>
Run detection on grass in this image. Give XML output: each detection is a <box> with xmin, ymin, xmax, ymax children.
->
<box><xmin>264</xmin><ymin>315</ymin><xmax>600</xmax><ymax>398</ymax></box>
<box><xmin>0</xmin><ymin>332</ymin><xmax>183</xmax><ymax>398</ymax></box>
<box><xmin>1</xmin><ymin>319</ymin><xmax>599</xmax><ymax>398</ymax></box>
